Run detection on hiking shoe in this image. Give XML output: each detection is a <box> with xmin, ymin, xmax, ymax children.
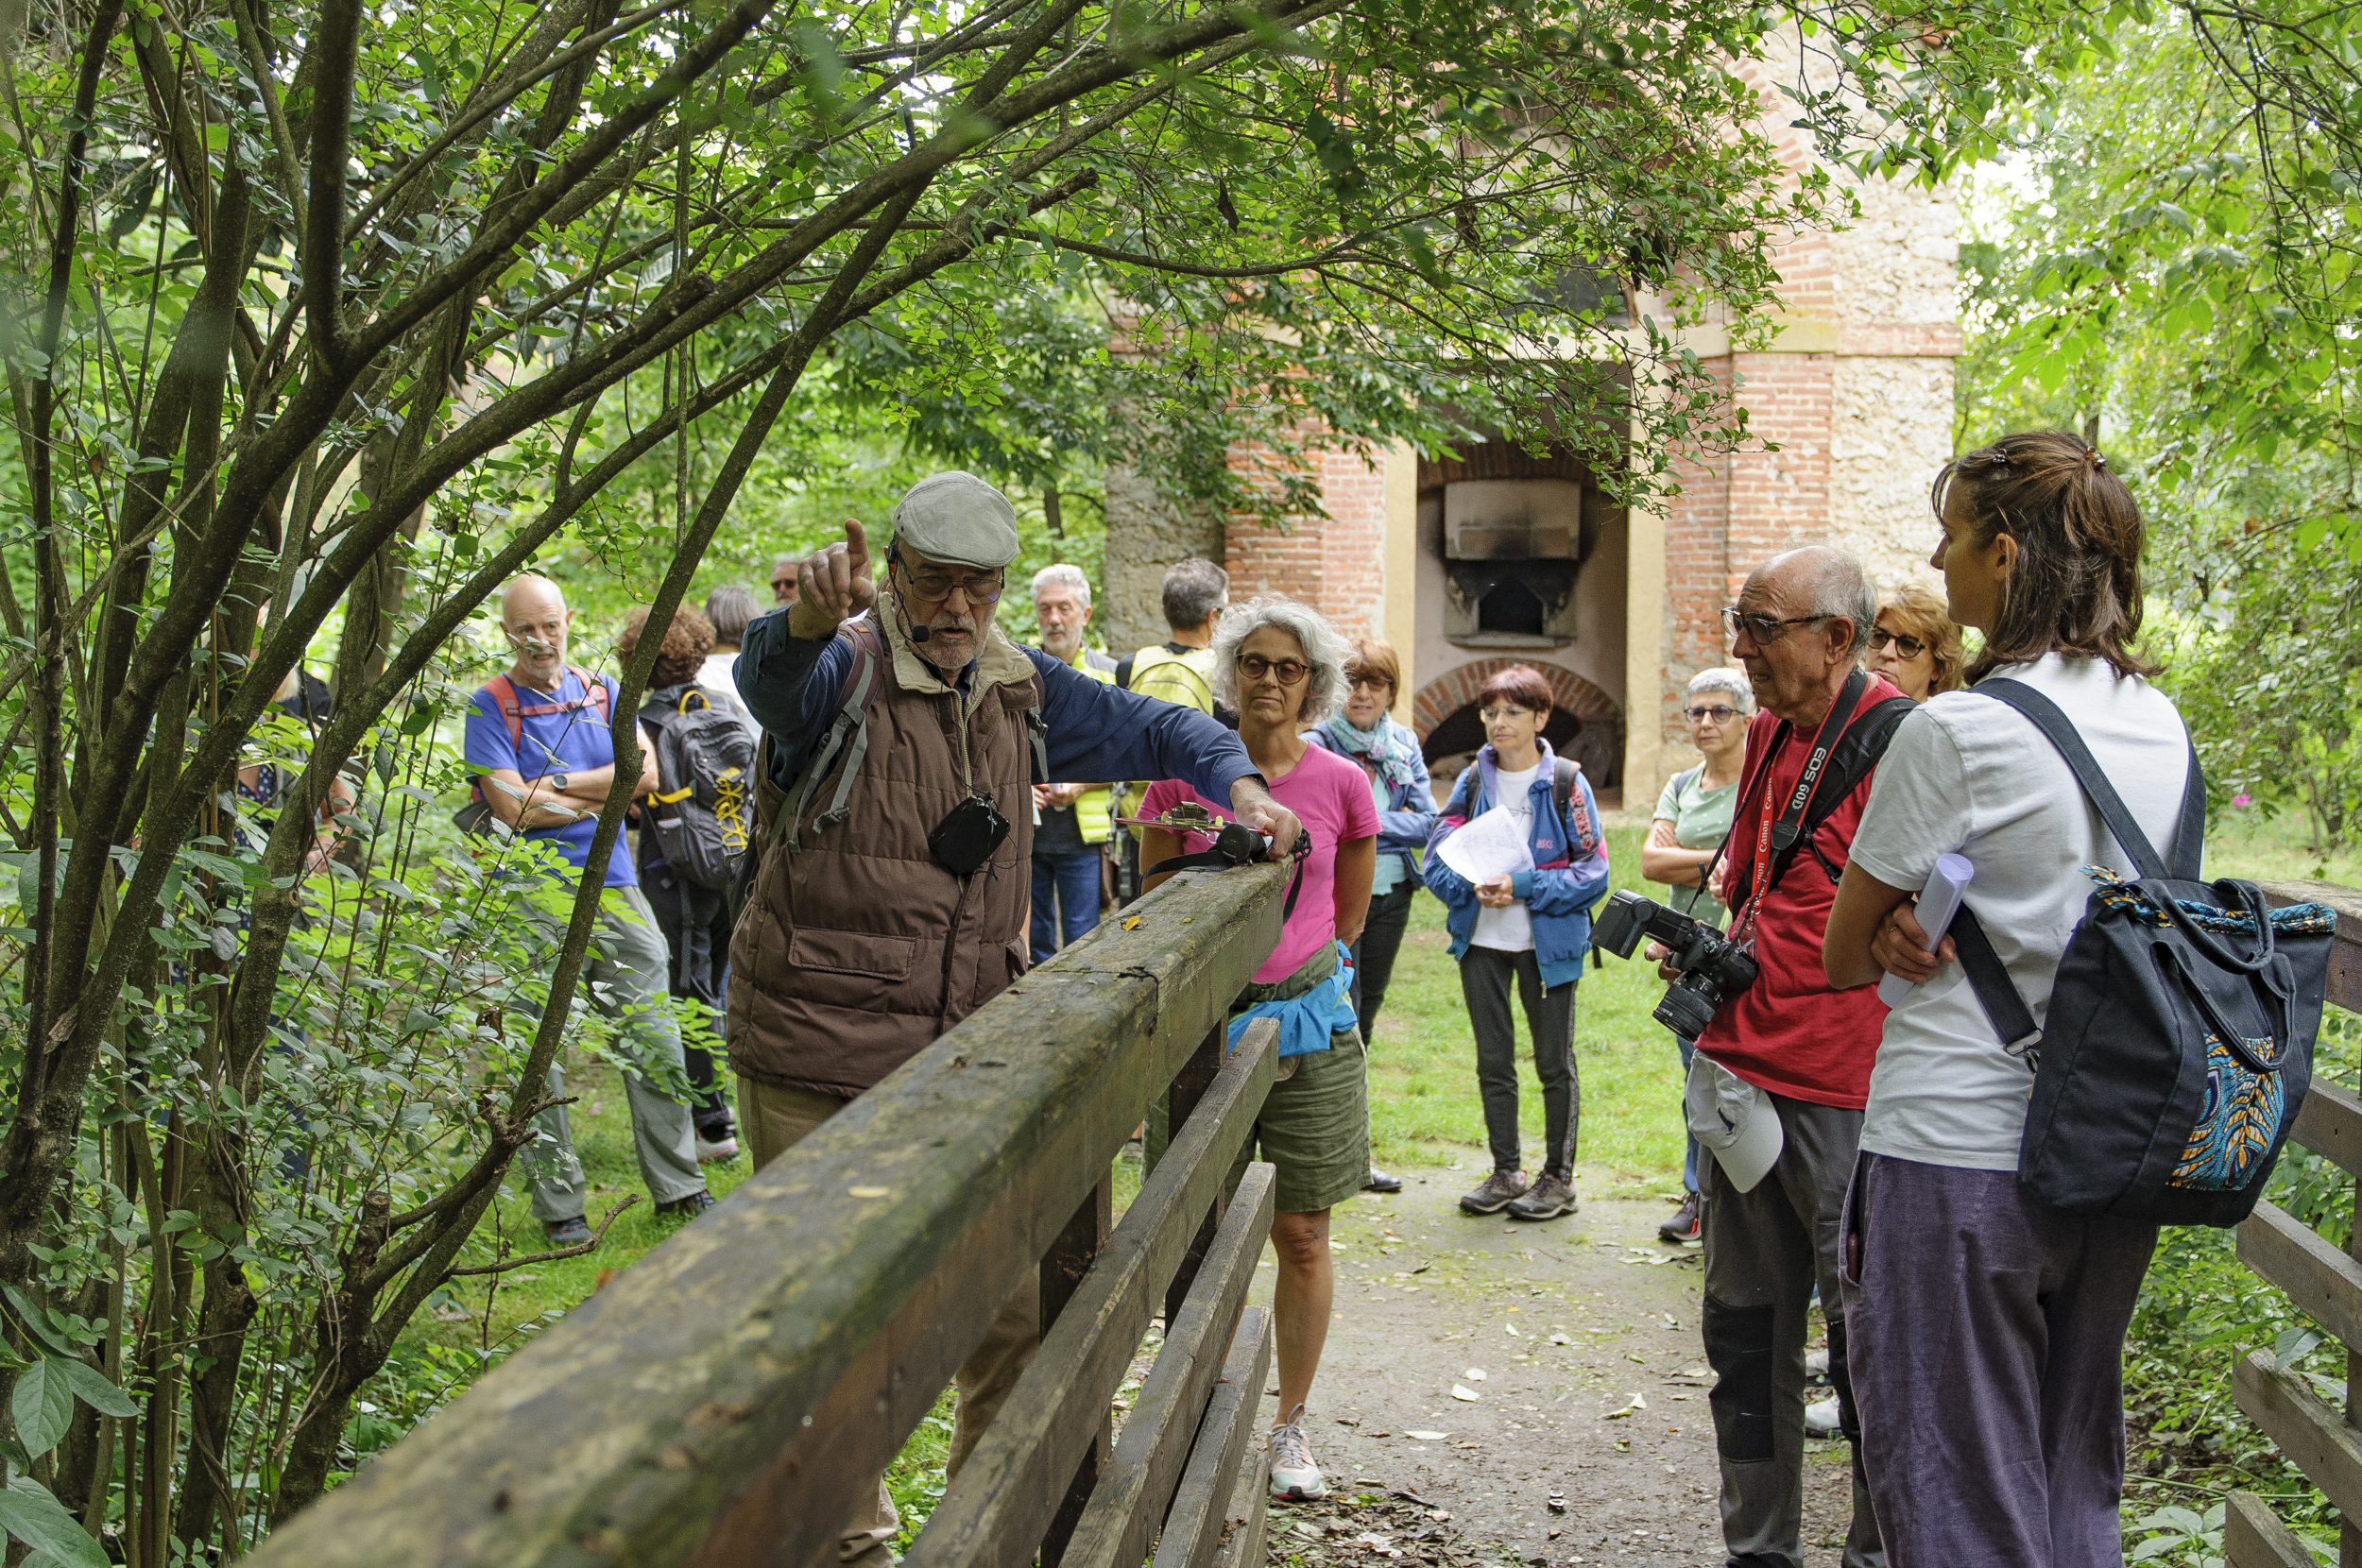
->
<box><xmin>656</xmin><ymin>1190</ymin><xmax>716</xmax><ymax>1220</ymax></box>
<box><xmin>1363</xmin><ymin>1167</ymin><xmax>1404</xmax><ymax>1194</ymax></box>
<box><xmin>696</xmin><ymin>1128</ymin><xmax>742</xmax><ymax>1165</ymax></box>
<box><xmin>1507</xmin><ymin>1173</ymin><xmax>1578</xmax><ymax>1221</ymax></box>
<box><xmin>1805</xmin><ymin>1395</ymin><xmax>1840</xmax><ymax>1438</ymax></box>
<box><xmin>542</xmin><ymin>1215</ymin><xmax>594</xmax><ymax>1246</ymax></box>
<box><xmin>1269</xmin><ymin>1403</ymin><xmax>1326</xmax><ymax>1501</ymax></box>
<box><xmin>1459</xmin><ymin>1169</ymin><xmax>1529</xmax><ymax>1216</ymax></box>
<box><xmin>1806</xmin><ymin>1347</ymin><xmax>1831</xmax><ymax>1381</ymax></box>
<box><xmin>1659</xmin><ymin>1190</ymin><xmax>1702</xmax><ymax>1244</ymax></box>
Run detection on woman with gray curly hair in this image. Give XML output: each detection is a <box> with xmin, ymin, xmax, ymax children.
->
<box><xmin>1640</xmin><ymin>666</ymin><xmax>1754</xmax><ymax>1243</ymax></box>
<box><xmin>1138</xmin><ymin>594</ymin><xmax>1377</xmax><ymax>1504</ymax></box>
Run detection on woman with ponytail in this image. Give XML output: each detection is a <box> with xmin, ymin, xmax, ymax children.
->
<box><xmin>1823</xmin><ymin>432</ymin><xmax>2189</xmax><ymax>1564</ymax></box>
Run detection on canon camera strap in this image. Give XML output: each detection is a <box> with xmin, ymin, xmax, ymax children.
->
<box><xmin>1729</xmin><ymin>667</ymin><xmax>1869</xmax><ymax>942</ymax></box>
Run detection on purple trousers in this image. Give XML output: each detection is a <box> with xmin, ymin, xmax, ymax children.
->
<box><xmin>1841</xmin><ymin>1151</ymin><xmax>2157</xmax><ymax>1568</ymax></box>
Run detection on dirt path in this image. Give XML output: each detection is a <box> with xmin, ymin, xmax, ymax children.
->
<box><xmin>1241</xmin><ymin>1169</ymin><xmax>1859</xmax><ymax>1567</ymax></box>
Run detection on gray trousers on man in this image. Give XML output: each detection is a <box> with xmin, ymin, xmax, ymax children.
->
<box><xmin>1700</xmin><ymin>1090</ymin><xmax>1884</xmax><ymax>1568</ymax></box>
<box><xmin>522</xmin><ymin>884</ymin><xmax>707</xmax><ymax>1222</ymax></box>
<box><xmin>1843</xmin><ymin>1151</ymin><xmax>2158</xmax><ymax>1567</ymax></box>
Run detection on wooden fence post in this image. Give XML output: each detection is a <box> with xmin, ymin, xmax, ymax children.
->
<box><xmin>1164</xmin><ymin>1022</ymin><xmax>1226</xmax><ymax>1330</ymax></box>
<box><xmin>1041</xmin><ymin>1175</ymin><xmax>1113</xmax><ymax>1566</ymax></box>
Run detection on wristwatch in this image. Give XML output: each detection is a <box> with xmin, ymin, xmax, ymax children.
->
<box><xmin>548</xmin><ymin>773</ymin><xmax>569</xmax><ymax>792</ymax></box>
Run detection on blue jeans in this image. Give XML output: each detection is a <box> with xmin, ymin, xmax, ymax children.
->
<box><xmin>1030</xmin><ymin>850</ymin><xmax>1103</xmax><ymax>964</ymax></box>
<box><xmin>1678</xmin><ymin>1033</ymin><xmax>1701</xmax><ymax>1193</ymax></box>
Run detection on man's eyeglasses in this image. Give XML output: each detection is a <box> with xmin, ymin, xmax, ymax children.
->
<box><xmin>899</xmin><ymin>564</ymin><xmax>1006</xmax><ymax>607</ymax></box>
<box><xmin>1238</xmin><ymin>655</ymin><xmax>1309</xmax><ymax>686</ymax></box>
<box><xmin>1868</xmin><ymin>626</ymin><xmax>1928</xmax><ymax>658</ymax></box>
<box><xmin>1686</xmin><ymin>705</ymin><xmax>1738</xmax><ymax>724</ymax></box>
<box><xmin>1721</xmin><ymin>605</ymin><xmax>1833</xmax><ymax>644</ymax></box>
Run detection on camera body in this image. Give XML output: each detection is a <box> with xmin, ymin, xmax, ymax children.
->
<box><xmin>1592</xmin><ymin>888</ymin><xmax>1761</xmax><ymax>1038</ymax></box>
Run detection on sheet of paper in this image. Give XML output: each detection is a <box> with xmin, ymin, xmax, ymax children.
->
<box><xmin>1437</xmin><ymin>805</ymin><xmax>1535</xmax><ymax>885</ymax></box>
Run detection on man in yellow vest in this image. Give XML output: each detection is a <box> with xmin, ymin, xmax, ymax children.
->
<box><xmin>1029</xmin><ymin>564</ymin><xmax>1117</xmax><ymax>962</ymax></box>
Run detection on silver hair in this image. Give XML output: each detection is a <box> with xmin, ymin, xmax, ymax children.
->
<box><xmin>1211</xmin><ymin>594</ymin><xmax>1351</xmax><ymax>727</ymax></box>
<box><xmin>1761</xmin><ymin>545</ymin><xmax>1878</xmax><ymax>656</ymax></box>
<box><xmin>1162</xmin><ymin>558</ymin><xmax>1230</xmax><ymax>632</ymax></box>
<box><xmin>1686</xmin><ymin>667</ymin><xmax>1754</xmax><ymax>709</ymax></box>
<box><xmin>1031</xmin><ymin>562</ymin><xmax>1092</xmax><ymax>607</ymax></box>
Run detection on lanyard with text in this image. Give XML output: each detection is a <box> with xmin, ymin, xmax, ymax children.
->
<box><xmin>1731</xmin><ymin>667</ymin><xmax>1869</xmax><ymax>946</ymax></box>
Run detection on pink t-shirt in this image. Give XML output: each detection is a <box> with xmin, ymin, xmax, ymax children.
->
<box><xmin>1141</xmin><ymin>744</ymin><xmax>1380</xmax><ymax>983</ymax></box>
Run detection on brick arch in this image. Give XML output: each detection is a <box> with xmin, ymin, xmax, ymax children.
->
<box><xmin>1410</xmin><ymin>658</ymin><xmax>1619</xmax><ymax>742</ymax></box>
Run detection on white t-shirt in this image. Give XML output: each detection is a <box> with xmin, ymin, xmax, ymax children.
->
<box><xmin>1472</xmin><ymin>762</ymin><xmax>1542</xmax><ymax>952</ymax></box>
<box><xmin>1849</xmin><ymin>655</ymin><xmax>2193</xmax><ymax>1170</ymax></box>
<box><xmin>699</xmin><ymin>652</ymin><xmax>763</xmax><ymax>746</ymax></box>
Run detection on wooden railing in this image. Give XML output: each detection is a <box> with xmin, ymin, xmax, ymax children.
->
<box><xmin>245</xmin><ymin>862</ymin><xmax>1293</xmax><ymax>1568</ymax></box>
<box><xmin>2227</xmin><ymin>881</ymin><xmax>2362</xmax><ymax>1567</ymax></box>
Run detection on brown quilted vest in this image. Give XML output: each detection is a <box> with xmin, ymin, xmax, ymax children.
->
<box><xmin>726</xmin><ymin>604</ymin><xmax>1042</xmax><ymax>1099</ymax></box>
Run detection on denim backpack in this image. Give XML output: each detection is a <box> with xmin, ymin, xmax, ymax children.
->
<box><xmin>1950</xmin><ymin>679</ymin><xmax>2336</xmax><ymax>1228</ymax></box>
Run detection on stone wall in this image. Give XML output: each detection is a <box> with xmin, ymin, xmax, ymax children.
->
<box><xmin>1100</xmin><ymin>462</ymin><xmax>1224</xmax><ymax>656</ymax></box>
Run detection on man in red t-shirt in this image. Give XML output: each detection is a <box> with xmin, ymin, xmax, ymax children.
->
<box><xmin>1686</xmin><ymin>546</ymin><xmax>1899</xmax><ymax>1568</ymax></box>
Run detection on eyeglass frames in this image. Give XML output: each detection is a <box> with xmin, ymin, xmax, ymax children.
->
<box><xmin>1686</xmin><ymin>705</ymin><xmax>1738</xmax><ymax>723</ymax></box>
<box><xmin>1868</xmin><ymin>626</ymin><xmax>1928</xmax><ymax>658</ymax></box>
<box><xmin>1237</xmin><ymin>654</ymin><xmax>1309</xmax><ymax>686</ymax></box>
<box><xmin>1720</xmin><ymin>605</ymin><xmax>1834</xmax><ymax>644</ymax></box>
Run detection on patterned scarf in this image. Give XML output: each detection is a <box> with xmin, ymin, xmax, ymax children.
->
<box><xmin>1323</xmin><ymin>713</ymin><xmax>1421</xmax><ymax>793</ymax></box>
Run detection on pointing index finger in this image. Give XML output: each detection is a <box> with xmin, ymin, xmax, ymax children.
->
<box><xmin>844</xmin><ymin>519</ymin><xmax>869</xmax><ymax>569</ymax></box>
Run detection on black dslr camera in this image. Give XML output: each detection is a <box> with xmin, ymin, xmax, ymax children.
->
<box><xmin>1592</xmin><ymin>889</ymin><xmax>1760</xmax><ymax>1038</ymax></box>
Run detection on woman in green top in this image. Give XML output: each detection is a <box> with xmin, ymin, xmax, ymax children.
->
<box><xmin>1640</xmin><ymin>667</ymin><xmax>1751</xmax><ymax>1241</ymax></box>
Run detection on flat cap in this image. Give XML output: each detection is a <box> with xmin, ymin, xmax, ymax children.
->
<box><xmin>891</xmin><ymin>471</ymin><xmax>1020</xmax><ymax>571</ymax></box>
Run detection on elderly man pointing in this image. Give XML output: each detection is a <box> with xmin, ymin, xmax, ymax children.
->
<box><xmin>729</xmin><ymin>471</ymin><xmax>1297</xmax><ymax>1559</ymax></box>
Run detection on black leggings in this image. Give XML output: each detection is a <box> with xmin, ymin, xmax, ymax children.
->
<box><xmin>1459</xmin><ymin>945</ymin><xmax>1578</xmax><ymax>1180</ymax></box>
<box><xmin>641</xmin><ymin>866</ymin><xmax>734</xmax><ymax>1132</ymax></box>
<box><xmin>1348</xmin><ymin>879</ymin><xmax>1418</xmax><ymax>1043</ymax></box>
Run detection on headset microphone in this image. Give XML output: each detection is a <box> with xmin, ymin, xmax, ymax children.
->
<box><xmin>909</xmin><ymin>623</ymin><xmax>931</xmax><ymax>641</ymax></box>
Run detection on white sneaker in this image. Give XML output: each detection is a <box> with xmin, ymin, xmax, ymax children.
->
<box><xmin>1804</xmin><ymin>1395</ymin><xmax>1840</xmax><ymax>1438</ymax></box>
<box><xmin>696</xmin><ymin>1129</ymin><xmax>741</xmax><ymax>1165</ymax></box>
<box><xmin>1269</xmin><ymin>1403</ymin><xmax>1326</xmax><ymax>1501</ymax></box>
<box><xmin>1805</xmin><ymin>1348</ymin><xmax>1830</xmax><ymax>1379</ymax></box>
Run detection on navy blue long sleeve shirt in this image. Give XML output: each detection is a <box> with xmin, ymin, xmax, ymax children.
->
<box><xmin>735</xmin><ymin>608</ymin><xmax>1258</xmax><ymax>806</ymax></box>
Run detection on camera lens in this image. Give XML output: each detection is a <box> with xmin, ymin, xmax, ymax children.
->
<box><xmin>1655</xmin><ymin>979</ymin><xmax>1719</xmax><ymax>1039</ymax></box>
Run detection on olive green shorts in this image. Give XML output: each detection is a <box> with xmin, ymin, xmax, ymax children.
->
<box><xmin>1147</xmin><ymin>1031</ymin><xmax>1372</xmax><ymax>1216</ymax></box>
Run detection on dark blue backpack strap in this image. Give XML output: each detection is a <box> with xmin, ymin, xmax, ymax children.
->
<box><xmin>1951</xmin><ymin>906</ymin><xmax>2043</xmax><ymax>1057</ymax></box>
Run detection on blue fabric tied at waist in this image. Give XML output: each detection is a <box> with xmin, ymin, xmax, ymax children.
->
<box><xmin>1228</xmin><ymin>942</ymin><xmax>1358</xmax><ymax>1059</ymax></box>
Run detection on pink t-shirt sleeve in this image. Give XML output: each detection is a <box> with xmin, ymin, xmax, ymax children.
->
<box><xmin>1337</xmin><ymin>762</ymin><xmax>1381</xmax><ymax>844</ymax></box>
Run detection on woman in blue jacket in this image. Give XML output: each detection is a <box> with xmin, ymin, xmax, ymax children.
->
<box><xmin>1423</xmin><ymin>665</ymin><xmax>1610</xmax><ymax>1221</ymax></box>
<box><xmin>1307</xmin><ymin>637</ymin><xmax>1437</xmax><ymax>1196</ymax></box>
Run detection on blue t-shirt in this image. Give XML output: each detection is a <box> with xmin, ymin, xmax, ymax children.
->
<box><xmin>464</xmin><ymin>669</ymin><xmax>636</xmax><ymax>888</ymax></box>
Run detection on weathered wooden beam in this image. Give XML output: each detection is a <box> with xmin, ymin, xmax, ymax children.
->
<box><xmin>1039</xmin><ymin>1171</ymin><xmax>1115</xmax><ymax>1567</ymax></box>
<box><xmin>910</xmin><ymin>1022</ymin><xmax>1278</xmax><ymax>1568</ymax></box>
<box><xmin>2262</xmin><ymin>879</ymin><xmax>2362</xmax><ymax>1018</ymax></box>
<box><xmin>1208</xmin><ymin>1418</ymin><xmax>1270</xmax><ymax>1568</ymax></box>
<box><xmin>2235</xmin><ymin>1350</ymin><xmax>2362</xmax><ymax>1525</ymax></box>
<box><xmin>245</xmin><ymin>865</ymin><xmax>1286</xmax><ymax>1568</ymax></box>
<box><xmin>2287</xmin><ymin>1081</ymin><xmax>2362</xmax><ymax>1180</ymax></box>
<box><xmin>1166</xmin><ymin>1023</ymin><xmax>1226</xmax><ymax>1329</ymax></box>
<box><xmin>2241</xmin><ymin>1201</ymin><xmax>2362</xmax><ymax>1354</ymax></box>
<box><xmin>1063</xmin><ymin>1161</ymin><xmax>1279</xmax><ymax>1568</ymax></box>
<box><xmin>2225</xmin><ymin>1490</ymin><xmax>2323</xmax><ymax>1568</ymax></box>
<box><xmin>1154</xmin><ymin>1305</ymin><xmax>1273</xmax><ymax>1568</ymax></box>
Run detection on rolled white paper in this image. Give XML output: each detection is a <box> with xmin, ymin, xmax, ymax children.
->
<box><xmin>1876</xmin><ymin>852</ymin><xmax>1975</xmax><ymax>1009</ymax></box>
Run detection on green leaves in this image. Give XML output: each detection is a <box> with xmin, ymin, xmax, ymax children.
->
<box><xmin>9</xmin><ymin>1358</ymin><xmax>72</xmax><ymax>1456</ymax></box>
<box><xmin>0</xmin><ymin>1476</ymin><xmax>106</xmax><ymax>1568</ymax></box>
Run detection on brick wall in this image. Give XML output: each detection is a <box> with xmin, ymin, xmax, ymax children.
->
<box><xmin>1222</xmin><ymin>443</ymin><xmax>1389</xmax><ymax>640</ymax></box>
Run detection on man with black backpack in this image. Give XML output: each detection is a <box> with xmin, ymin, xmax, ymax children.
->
<box><xmin>1681</xmin><ymin>546</ymin><xmax>1907</xmax><ymax>1568</ymax></box>
<box><xmin>463</xmin><ymin>576</ymin><xmax>711</xmax><ymax>1246</ymax></box>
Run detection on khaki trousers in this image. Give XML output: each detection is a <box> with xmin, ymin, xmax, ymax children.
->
<box><xmin>742</xmin><ymin>1079</ymin><xmax>1040</xmax><ymax>1562</ymax></box>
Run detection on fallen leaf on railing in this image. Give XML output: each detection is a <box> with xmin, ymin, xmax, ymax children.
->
<box><xmin>1450</xmin><ymin>1385</ymin><xmax>1480</xmax><ymax>1402</ymax></box>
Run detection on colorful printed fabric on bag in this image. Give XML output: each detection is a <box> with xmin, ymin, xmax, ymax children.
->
<box><xmin>2172</xmin><ymin>1032</ymin><xmax>2289</xmax><ymax>1191</ymax></box>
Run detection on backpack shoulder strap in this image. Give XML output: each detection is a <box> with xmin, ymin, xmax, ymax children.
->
<box><xmin>1551</xmin><ymin>757</ymin><xmax>1598</xmax><ymax>854</ymax></box>
<box><xmin>1973</xmin><ymin>677</ymin><xmax>2198</xmax><ymax>881</ymax></box>
<box><xmin>480</xmin><ymin>674</ymin><xmax>523</xmax><ymax>751</ymax></box>
<box><xmin>576</xmin><ymin>667</ymin><xmax>612</xmax><ymax>725</ymax></box>
<box><xmin>782</xmin><ymin>617</ymin><xmax>887</xmax><ymax>853</ymax></box>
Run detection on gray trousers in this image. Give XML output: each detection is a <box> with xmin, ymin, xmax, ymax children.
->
<box><xmin>1460</xmin><ymin>946</ymin><xmax>1578</xmax><ymax>1181</ymax></box>
<box><xmin>1842</xmin><ymin>1151</ymin><xmax>2158</xmax><ymax>1568</ymax></box>
<box><xmin>1700</xmin><ymin>1090</ymin><xmax>1884</xmax><ymax>1568</ymax></box>
<box><xmin>522</xmin><ymin>884</ymin><xmax>707</xmax><ymax>1222</ymax></box>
